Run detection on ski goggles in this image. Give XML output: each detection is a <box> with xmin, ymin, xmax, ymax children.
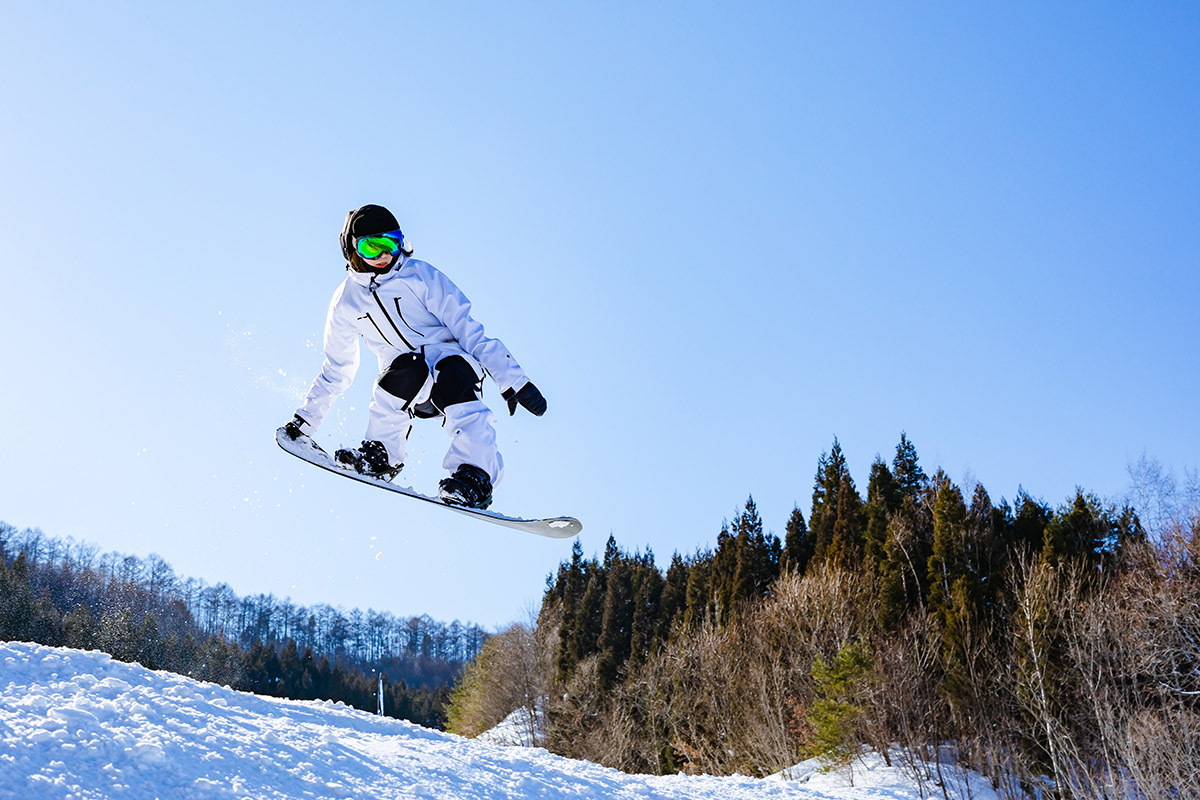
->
<box><xmin>355</xmin><ymin>230</ymin><xmax>405</xmax><ymax>260</ymax></box>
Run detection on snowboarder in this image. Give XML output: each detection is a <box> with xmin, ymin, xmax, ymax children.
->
<box><xmin>283</xmin><ymin>204</ymin><xmax>546</xmax><ymax>509</ymax></box>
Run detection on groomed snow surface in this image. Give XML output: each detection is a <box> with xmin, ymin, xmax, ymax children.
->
<box><xmin>0</xmin><ymin>642</ymin><xmax>1000</xmax><ymax>800</ymax></box>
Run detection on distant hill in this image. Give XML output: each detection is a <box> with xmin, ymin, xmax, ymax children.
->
<box><xmin>0</xmin><ymin>522</ymin><xmax>486</xmax><ymax>727</ymax></box>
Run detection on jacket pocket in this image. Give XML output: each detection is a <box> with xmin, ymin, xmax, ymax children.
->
<box><xmin>394</xmin><ymin>298</ymin><xmax>425</xmax><ymax>340</ymax></box>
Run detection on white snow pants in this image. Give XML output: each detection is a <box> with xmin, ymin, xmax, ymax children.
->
<box><xmin>364</xmin><ymin>356</ymin><xmax>504</xmax><ymax>486</ymax></box>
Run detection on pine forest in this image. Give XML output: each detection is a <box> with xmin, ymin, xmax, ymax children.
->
<box><xmin>446</xmin><ymin>435</ymin><xmax>1200</xmax><ymax>800</ymax></box>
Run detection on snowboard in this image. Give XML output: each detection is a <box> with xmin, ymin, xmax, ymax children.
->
<box><xmin>275</xmin><ymin>426</ymin><xmax>582</xmax><ymax>539</ymax></box>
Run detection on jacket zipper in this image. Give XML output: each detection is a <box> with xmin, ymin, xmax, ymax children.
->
<box><xmin>368</xmin><ymin>277</ymin><xmax>414</xmax><ymax>350</ymax></box>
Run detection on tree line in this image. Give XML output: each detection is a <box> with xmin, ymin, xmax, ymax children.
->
<box><xmin>447</xmin><ymin>435</ymin><xmax>1200</xmax><ymax>800</ymax></box>
<box><xmin>0</xmin><ymin>524</ymin><xmax>486</xmax><ymax>728</ymax></box>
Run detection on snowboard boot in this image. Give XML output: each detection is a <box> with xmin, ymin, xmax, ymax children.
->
<box><xmin>438</xmin><ymin>463</ymin><xmax>493</xmax><ymax>509</ymax></box>
<box><xmin>335</xmin><ymin>440</ymin><xmax>403</xmax><ymax>481</ymax></box>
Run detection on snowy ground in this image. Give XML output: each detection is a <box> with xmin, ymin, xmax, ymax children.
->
<box><xmin>0</xmin><ymin>641</ymin><xmax>1000</xmax><ymax>800</ymax></box>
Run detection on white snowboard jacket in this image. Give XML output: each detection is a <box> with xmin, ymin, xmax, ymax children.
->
<box><xmin>294</xmin><ymin>256</ymin><xmax>528</xmax><ymax>433</ymax></box>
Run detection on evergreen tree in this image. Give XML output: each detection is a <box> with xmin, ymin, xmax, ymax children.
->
<box><xmin>827</xmin><ymin>472</ymin><xmax>866</xmax><ymax>567</ymax></box>
<box><xmin>878</xmin><ymin>492</ymin><xmax>935</xmax><ymax>631</ymax></box>
<box><xmin>928</xmin><ymin>479</ymin><xmax>969</xmax><ymax>622</ymax></box>
<box><xmin>864</xmin><ymin>456</ymin><xmax>900</xmax><ymax>569</ymax></box>
<box><xmin>810</xmin><ymin>439</ymin><xmax>861</xmax><ymax>566</ymax></box>
<box><xmin>300</xmin><ymin>646</ymin><xmax>319</xmax><ymax>699</ymax></box>
<box><xmin>574</xmin><ymin>561</ymin><xmax>606</xmax><ymax>667</ymax></box>
<box><xmin>62</xmin><ymin>604</ymin><xmax>96</xmax><ymax>650</ymax></box>
<box><xmin>1011</xmin><ymin>489</ymin><xmax>1052</xmax><ymax>554</ymax></box>
<box><xmin>31</xmin><ymin>589</ymin><xmax>63</xmax><ymax>647</ymax></box>
<box><xmin>597</xmin><ymin>552</ymin><xmax>634</xmax><ymax>691</ymax></box>
<box><xmin>809</xmin><ymin>440</ymin><xmax>848</xmax><ymax>563</ymax></box>
<box><xmin>731</xmin><ymin>498</ymin><xmax>763</xmax><ymax>609</ymax></box>
<box><xmin>98</xmin><ymin>608</ymin><xmax>138</xmax><ymax>663</ymax></box>
<box><xmin>603</xmin><ymin>534</ymin><xmax>620</xmax><ymax>571</ymax></box>
<box><xmin>730</xmin><ymin>497</ymin><xmax>780</xmax><ymax>608</ymax></box>
<box><xmin>659</xmin><ymin>553</ymin><xmax>690</xmax><ymax>634</ymax></box>
<box><xmin>1042</xmin><ymin>489</ymin><xmax>1143</xmax><ymax>568</ymax></box>
<box><xmin>874</xmin><ymin>433</ymin><xmax>933</xmax><ymax>629</ymax></box>
<box><xmin>876</xmin><ymin>523</ymin><xmax>909</xmax><ymax>633</ymax></box>
<box><xmin>892</xmin><ymin>432</ymin><xmax>927</xmax><ymax>504</ymax></box>
<box><xmin>927</xmin><ymin>479</ymin><xmax>1007</xmax><ymax>711</ymax></box>
<box><xmin>710</xmin><ymin>523</ymin><xmax>738</xmax><ymax>625</ymax></box>
<box><xmin>766</xmin><ymin>530</ymin><xmax>782</xmax><ymax>588</ymax></box>
<box><xmin>782</xmin><ymin>505</ymin><xmax>814</xmax><ymax>575</ymax></box>
<box><xmin>315</xmin><ymin>655</ymin><xmax>333</xmax><ymax>699</ymax></box>
<box><xmin>136</xmin><ymin>613</ymin><xmax>165</xmax><ymax>670</ymax></box>
<box><xmin>279</xmin><ymin>639</ymin><xmax>302</xmax><ymax>696</ymax></box>
<box><xmin>1051</xmin><ymin>489</ymin><xmax>1108</xmax><ymax>565</ymax></box>
<box><xmin>262</xmin><ymin>642</ymin><xmax>282</xmax><ymax>695</ymax></box>
<box><xmin>555</xmin><ymin>540</ymin><xmax>586</xmax><ymax>680</ymax></box>
<box><xmin>245</xmin><ymin>638</ymin><xmax>272</xmax><ymax>694</ymax></box>
<box><xmin>682</xmin><ymin>551</ymin><xmax>713</xmax><ymax>630</ymax></box>
<box><xmin>0</xmin><ymin>553</ymin><xmax>33</xmax><ymax>640</ymax></box>
<box><xmin>171</xmin><ymin>633</ymin><xmax>198</xmax><ymax>677</ymax></box>
<box><xmin>628</xmin><ymin>553</ymin><xmax>665</xmax><ymax>672</ymax></box>
<box><xmin>965</xmin><ymin>482</ymin><xmax>1005</xmax><ymax>617</ymax></box>
<box><xmin>330</xmin><ymin>662</ymin><xmax>348</xmax><ymax>703</ymax></box>
<box><xmin>806</xmin><ymin>641</ymin><xmax>873</xmax><ymax>767</ymax></box>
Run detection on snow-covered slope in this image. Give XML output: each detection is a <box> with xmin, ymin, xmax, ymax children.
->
<box><xmin>0</xmin><ymin>641</ymin><xmax>994</xmax><ymax>800</ymax></box>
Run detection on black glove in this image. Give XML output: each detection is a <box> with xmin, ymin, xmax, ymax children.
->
<box><xmin>283</xmin><ymin>415</ymin><xmax>308</xmax><ymax>440</ymax></box>
<box><xmin>503</xmin><ymin>382</ymin><xmax>547</xmax><ymax>417</ymax></box>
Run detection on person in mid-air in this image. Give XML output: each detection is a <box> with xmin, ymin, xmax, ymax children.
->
<box><xmin>283</xmin><ymin>204</ymin><xmax>546</xmax><ymax>509</ymax></box>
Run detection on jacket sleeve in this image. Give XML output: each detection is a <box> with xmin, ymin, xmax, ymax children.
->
<box><xmin>420</xmin><ymin>262</ymin><xmax>529</xmax><ymax>393</ymax></box>
<box><xmin>295</xmin><ymin>282</ymin><xmax>360</xmax><ymax>432</ymax></box>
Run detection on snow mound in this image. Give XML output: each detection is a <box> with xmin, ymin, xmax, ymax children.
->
<box><xmin>474</xmin><ymin>705</ymin><xmax>542</xmax><ymax>747</ymax></box>
<box><xmin>768</xmin><ymin>751</ymin><xmax>1002</xmax><ymax>799</ymax></box>
<box><xmin>1</xmin><ymin>641</ymin><xmax>993</xmax><ymax>799</ymax></box>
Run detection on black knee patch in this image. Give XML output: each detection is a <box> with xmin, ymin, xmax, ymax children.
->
<box><xmin>431</xmin><ymin>356</ymin><xmax>482</xmax><ymax>410</ymax></box>
<box><xmin>378</xmin><ymin>352</ymin><xmax>429</xmax><ymax>404</ymax></box>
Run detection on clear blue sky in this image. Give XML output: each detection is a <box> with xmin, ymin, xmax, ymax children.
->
<box><xmin>2</xmin><ymin>2</ymin><xmax>1197</xmax><ymax>628</ymax></box>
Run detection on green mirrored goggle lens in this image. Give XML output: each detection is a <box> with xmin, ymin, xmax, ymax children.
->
<box><xmin>355</xmin><ymin>231</ymin><xmax>404</xmax><ymax>259</ymax></box>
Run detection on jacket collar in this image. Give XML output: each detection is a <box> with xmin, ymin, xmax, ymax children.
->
<box><xmin>347</xmin><ymin>254</ymin><xmax>408</xmax><ymax>286</ymax></box>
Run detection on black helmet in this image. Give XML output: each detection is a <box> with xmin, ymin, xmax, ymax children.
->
<box><xmin>340</xmin><ymin>204</ymin><xmax>412</xmax><ymax>273</ymax></box>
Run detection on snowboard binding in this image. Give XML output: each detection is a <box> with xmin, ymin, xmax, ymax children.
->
<box><xmin>438</xmin><ymin>463</ymin><xmax>493</xmax><ymax>509</ymax></box>
<box><xmin>334</xmin><ymin>440</ymin><xmax>403</xmax><ymax>482</ymax></box>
